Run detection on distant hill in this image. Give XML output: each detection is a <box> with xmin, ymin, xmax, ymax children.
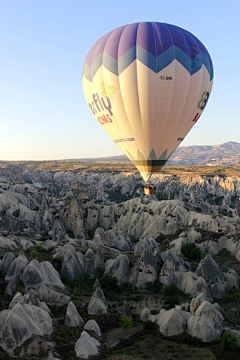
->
<box><xmin>168</xmin><ymin>141</ymin><xmax>240</xmax><ymax>166</ymax></box>
<box><xmin>63</xmin><ymin>142</ymin><xmax>240</xmax><ymax>166</ymax></box>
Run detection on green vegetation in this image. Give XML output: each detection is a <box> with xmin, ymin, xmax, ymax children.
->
<box><xmin>132</xmin><ymin>295</ymin><xmax>141</xmax><ymax>302</ymax></box>
<box><xmin>72</xmin><ymin>274</ymin><xmax>86</xmax><ymax>287</ymax></box>
<box><xmin>164</xmin><ymin>284</ymin><xmax>178</xmax><ymax>297</ymax></box>
<box><xmin>181</xmin><ymin>243</ymin><xmax>204</xmax><ymax>261</ymax></box>
<box><xmin>221</xmin><ymin>288</ymin><xmax>240</xmax><ymax>303</ymax></box>
<box><xmin>95</xmin><ymin>266</ymin><xmax>104</xmax><ymax>278</ymax></box>
<box><xmin>164</xmin><ymin>294</ymin><xmax>180</xmax><ymax>308</ymax></box>
<box><xmin>88</xmin><ymin>225</ymin><xmax>107</xmax><ymax>239</ymax></box>
<box><xmin>73</xmin><ymin>289</ymin><xmax>81</xmax><ymax>296</ymax></box>
<box><xmin>206</xmin><ymin>194</ymin><xmax>224</xmax><ymax>206</ymax></box>
<box><xmin>163</xmin><ymin>284</ymin><xmax>180</xmax><ymax>309</ymax></box>
<box><xmin>130</xmin><ymin>234</ymin><xmax>138</xmax><ymax>243</ymax></box>
<box><xmin>119</xmin><ymin>315</ymin><xmax>133</xmax><ymax>330</ymax></box>
<box><xmin>72</xmin><ymin>299</ymin><xmax>82</xmax><ymax>307</ymax></box>
<box><xmin>52</xmin><ymin>255</ymin><xmax>63</xmax><ymax>272</ymax></box>
<box><xmin>66</xmin><ymin>229</ymin><xmax>75</xmax><ymax>239</ymax></box>
<box><xmin>170</xmin><ymin>190</ymin><xmax>175</xmax><ymax>199</ymax></box>
<box><xmin>47</xmin><ymin>304</ymin><xmax>66</xmax><ymax>315</ymax></box>
<box><xmin>100</xmin><ymin>274</ymin><xmax>119</xmax><ymax>291</ymax></box>
<box><xmin>177</xmin><ymin>253</ymin><xmax>188</xmax><ymax>261</ymax></box>
<box><xmin>35</xmin><ymin>244</ymin><xmax>44</xmax><ymax>252</ymax></box>
<box><xmin>220</xmin><ymin>331</ymin><xmax>239</xmax><ymax>351</ymax></box>
<box><xmin>30</xmin><ymin>249</ymin><xmax>39</xmax><ymax>258</ymax></box>
<box><xmin>145</xmin><ymin>279</ymin><xmax>162</xmax><ymax>293</ymax></box>
<box><xmin>156</xmin><ymin>191</ymin><xmax>168</xmax><ymax>201</ymax></box>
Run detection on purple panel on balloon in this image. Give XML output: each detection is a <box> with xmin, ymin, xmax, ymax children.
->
<box><xmin>118</xmin><ymin>23</ymin><xmax>139</xmax><ymax>59</ymax></box>
<box><xmin>165</xmin><ymin>24</ymin><xmax>192</xmax><ymax>59</ymax></box>
<box><xmin>103</xmin><ymin>25</ymin><xmax>127</xmax><ymax>60</ymax></box>
<box><xmin>178</xmin><ymin>28</ymin><xmax>200</xmax><ymax>58</ymax></box>
<box><xmin>90</xmin><ymin>31</ymin><xmax>114</xmax><ymax>66</ymax></box>
<box><xmin>151</xmin><ymin>23</ymin><xmax>173</xmax><ymax>56</ymax></box>
<box><xmin>84</xmin><ymin>22</ymin><xmax>213</xmax><ymax>70</ymax></box>
<box><xmin>85</xmin><ymin>42</ymin><xmax>98</xmax><ymax>67</ymax></box>
<box><xmin>136</xmin><ymin>22</ymin><xmax>156</xmax><ymax>56</ymax></box>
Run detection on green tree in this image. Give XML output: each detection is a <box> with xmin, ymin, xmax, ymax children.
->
<box><xmin>181</xmin><ymin>243</ymin><xmax>201</xmax><ymax>261</ymax></box>
<box><xmin>100</xmin><ymin>274</ymin><xmax>119</xmax><ymax>291</ymax></box>
<box><xmin>170</xmin><ymin>191</ymin><xmax>175</xmax><ymax>199</ymax></box>
<box><xmin>164</xmin><ymin>284</ymin><xmax>178</xmax><ymax>297</ymax></box>
<box><xmin>119</xmin><ymin>315</ymin><xmax>133</xmax><ymax>330</ymax></box>
<box><xmin>220</xmin><ymin>331</ymin><xmax>239</xmax><ymax>351</ymax></box>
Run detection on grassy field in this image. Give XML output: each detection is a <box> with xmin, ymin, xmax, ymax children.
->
<box><xmin>1</xmin><ymin>160</ymin><xmax>240</xmax><ymax>177</ymax></box>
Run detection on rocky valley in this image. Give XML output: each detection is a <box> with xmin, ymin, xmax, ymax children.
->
<box><xmin>0</xmin><ymin>162</ymin><xmax>240</xmax><ymax>360</ymax></box>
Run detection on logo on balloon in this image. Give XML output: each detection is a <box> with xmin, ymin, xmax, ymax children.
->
<box><xmin>88</xmin><ymin>94</ymin><xmax>113</xmax><ymax>117</ymax></box>
<box><xmin>192</xmin><ymin>113</ymin><xmax>200</xmax><ymax>123</ymax></box>
<box><xmin>198</xmin><ymin>91</ymin><xmax>209</xmax><ymax>110</ymax></box>
<box><xmin>101</xmin><ymin>82</ymin><xmax>117</xmax><ymax>100</ymax></box>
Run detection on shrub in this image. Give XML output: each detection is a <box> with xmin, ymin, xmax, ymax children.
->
<box><xmin>130</xmin><ymin>234</ymin><xmax>138</xmax><ymax>243</ymax></box>
<box><xmin>181</xmin><ymin>243</ymin><xmax>201</xmax><ymax>261</ymax></box>
<box><xmin>72</xmin><ymin>275</ymin><xmax>84</xmax><ymax>287</ymax></box>
<box><xmin>132</xmin><ymin>295</ymin><xmax>141</xmax><ymax>302</ymax></box>
<box><xmin>35</xmin><ymin>244</ymin><xmax>44</xmax><ymax>252</ymax></box>
<box><xmin>61</xmin><ymin>274</ymin><xmax>68</xmax><ymax>284</ymax></box>
<box><xmin>170</xmin><ymin>191</ymin><xmax>175</xmax><ymax>200</ymax></box>
<box><xmin>73</xmin><ymin>289</ymin><xmax>81</xmax><ymax>296</ymax></box>
<box><xmin>95</xmin><ymin>266</ymin><xmax>104</xmax><ymax>278</ymax></box>
<box><xmin>164</xmin><ymin>284</ymin><xmax>178</xmax><ymax>297</ymax></box>
<box><xmin>47</xmin><ymin>304</ymin><xmax>66</xmax><ymax>315</ymax></box>
<box><xmin>156</xmin><ymin>192</ymin><xmax>168</xmax><ymax>201</ymax></box>
<box><xmin>107</xmin><ymin>295</ymin><xmax>118</xmax><ymax>301</ymax></box>
<box><xmin>220</xmin><ymin>263</ymin><xmax>229</xmax><ymax>273</ymax></box>
<box><xmin>89</xmin><ymin>225</ymin><xmax>107</xmax><ymax>239</ymax></box>
<box><xmin>178</xmin><ymin>254</ymin><xmax>188</xmax><ymax>261</ymax></box>
<box><xmin>100</xmin><ymin>274</ymin><xmax>119</xmax><ymax>291</ymax></box>
<box><xmin>145</xmin><ymin>279</ymin><xmax>162</xmax><ymax>293</ymax></box>
<box><xmin>84</xmin><ymin>272</ymin><xmax>90</xmax><ymax>280</ymax></box>
<box><xmin>119</xmin><ymin>315</ymin><xmax>133</xmax><ymax>330</ymax></box>
<box><xmin>30</xmin><ymin>249</ymin><xmax>39</xmax><ymax>258</ymax></box>
<box><xmin>221</xmin><ymin>288</ymin><xmax>240</xmax><ymax>303</ymax></box>
<box><xmin>72</xmin><ymin>299</ymin><xmax>82</xmax><ymax>307</ymax></box>
<box><xmin>66</xmin><ymin>229</ymin><xmax>75</xmax><ymax>239</ymax></box>
<box><xmin>164</xmin><ymin>294</ymin><xmax>179</xmax><ymax>308</ymax></box>
<box><xmin>182</xmin><ymin>333</ymin><xmax>201</xmax><ymax>346</ymax></box>
<box><xmin>220</xmin><ymin>331</ymin><xmax>239</xmax><ymax>351</ymax></box>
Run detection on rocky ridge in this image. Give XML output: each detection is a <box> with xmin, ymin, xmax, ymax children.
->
<box><xmin>0</xmin><ymin>164</ymin><xmax>240</xmax><ymax>359</ymax></box>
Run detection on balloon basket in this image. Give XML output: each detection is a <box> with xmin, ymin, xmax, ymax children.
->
<box><xmin>144</xmin><ymin>183</ymin><xmax>156</xmax><ymax>195</ymax></box>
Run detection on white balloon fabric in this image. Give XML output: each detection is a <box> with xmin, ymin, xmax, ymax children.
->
<box><xmin>82</xmin><ymin>22</ymin><xmax>213</xmax><ymax>182</ymax></box>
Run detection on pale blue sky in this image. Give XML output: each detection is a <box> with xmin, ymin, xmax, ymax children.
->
<box><xmin>0</xmin><ymin>0</ymin><xmax>239</xmax><ymax>160</ymax></box>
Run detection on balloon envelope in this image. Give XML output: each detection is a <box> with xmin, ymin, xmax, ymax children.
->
<box><xmin>82</xmin><ymin>22</ymin><xmax>213</xmax><ymax>181</ymax></box>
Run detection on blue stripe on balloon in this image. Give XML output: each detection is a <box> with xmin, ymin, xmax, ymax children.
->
<box><xmin>83</xmin><ymin>63</ymin><xmax>92</xmax><ymax>81</ymax></box>
<box><xmin>84</xmin><ymin>45</ymin><xmax>214</xmax><ymax>82</ymax></box>
<box><xmin>118</xmin><ymin>45</ymin><xmax>136</xmax><ymax>75</ymax></box>
<box><xmin>156</xmin><ymin>46</ymin><xmax>175</xmax><ymax>72</ymax></box>
<box><xmin>174</xmin><ymin>46</ymin><xmax>192</xmax><ymax>73</ymax></box>
<box><xmin>136</xmin><ymin>45</ymin><xmax>157</xmax><ymax>72</ymax></box>
<box><xmin>91</xmin><ymin>52</ymin><xmax>103</xmax><ymax>80</ymax></box>
<box><xmin>102</xmin><ymin>52</ymin><xmax>118</xmax><ymax>75</ymax></box>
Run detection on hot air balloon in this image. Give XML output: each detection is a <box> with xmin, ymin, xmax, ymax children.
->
<box><xmin>82</xmin><ymin>22</ymin><xmax>213</xmax><ymax>194</ymax></box>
